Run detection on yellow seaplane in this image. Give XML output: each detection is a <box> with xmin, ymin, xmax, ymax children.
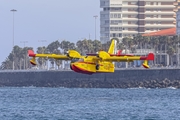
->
<box><xmin>28</xmin><ymin>40</ymin><xmax>154</xmax><ymax>74</ymax></box>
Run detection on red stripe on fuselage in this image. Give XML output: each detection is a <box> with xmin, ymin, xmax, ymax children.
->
<box><xmin>71</xmin><ymin>64</ymin><xmax>94</xmax><ymax>75</ymax></box>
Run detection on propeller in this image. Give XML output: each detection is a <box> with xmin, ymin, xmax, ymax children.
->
<box><xmin>64</xmin><ymin>50</ymin><xmax>69</xmax><ymax>56</ymax></box>
<box><xmin>63</xmin><ymin>50</ymin><xmax>67</xmax><ymax>54</ymax></box>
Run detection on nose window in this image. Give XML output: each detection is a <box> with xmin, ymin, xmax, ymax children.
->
<box><xmin>78</xmin><ymin>58</ymin><xmax>84</xmax><ymax>62</ymax></box>
<box><xmin>71</xmin><ymin>58</ymin><xmax>79</xmax><ymax>63</ymax></box>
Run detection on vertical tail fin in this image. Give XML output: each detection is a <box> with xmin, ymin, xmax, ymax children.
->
<box><xmin>108</xmin><ymin>39</ymin><xmax>117</xmax><ymax>54</ymax></box>
<box><xmin>146</xmin><ymin>53</ymin><xmax>154</xmax><ymax>60</ymax></box>
<box><xmin>142</xmin><ymin>53</ymin><xmax>154</xmax><ymax>69</ymax></box>
<box><xmin>28</xmin><ymin>50</ymin><xmax>36</xmax><ymax>57</ymax></box>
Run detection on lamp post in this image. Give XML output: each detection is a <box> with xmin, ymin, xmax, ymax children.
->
<box><xmin>20</xmin><ymin>41</ymin><xmax>28</xmax><ymax>48</ymax></box>
<box><xmin>38</xmin><ymin>40</ymin><xmax>47</xmax><ymax>53</ymax></box>
<box><xmin>93</xmin><ymin>15</ymin><xmax>98</xmax><ymax>40</ymax></box>
<box><xmin>10</xmin><ymin>9</ymin><xmax>17</xmax><ymax>70</ymax></box>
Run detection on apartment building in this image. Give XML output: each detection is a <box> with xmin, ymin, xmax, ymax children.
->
<box><xmin>100</xmin><ymin>0</ymin><xmax>178</xmax><ymax>43</ymax></box>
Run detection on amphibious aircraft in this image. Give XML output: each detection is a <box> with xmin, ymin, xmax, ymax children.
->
<box><xmin>28</xmin><ymin>40</ymin><xmax>154</xmax><ymax>74</ymax></box>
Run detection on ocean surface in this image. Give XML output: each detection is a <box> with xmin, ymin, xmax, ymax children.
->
<box><xmin>0</xmin><ymin>87</ymin><xmax>180</xmax><ymax>120</ymax></box>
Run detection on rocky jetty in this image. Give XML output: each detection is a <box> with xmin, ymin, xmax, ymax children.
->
<box><xmin>0</xmin><ymin>69</ymin><xmax>180</xmax><ymax>88</ymax></box>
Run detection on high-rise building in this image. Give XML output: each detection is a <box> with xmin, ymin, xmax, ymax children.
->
<box><xmin>100</xmin><ymin>0</ymin><xmax>179</xmax><ymax>43</ymax></box>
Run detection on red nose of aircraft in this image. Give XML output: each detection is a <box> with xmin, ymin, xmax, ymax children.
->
<box><xmin>70</xmin><ymin>63</ymin><xmax>93</xmax><ymax>75</ymax></box>
<box><xmin>70</xmin><ymin>63</ymin><xmax>81</xmax><ymax>73</ymax></box>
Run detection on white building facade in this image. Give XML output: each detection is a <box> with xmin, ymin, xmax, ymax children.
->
<box><xmin>100</xmin><ymin>0</ymin><xmax>178</xmax><ymax>43</ymax></box>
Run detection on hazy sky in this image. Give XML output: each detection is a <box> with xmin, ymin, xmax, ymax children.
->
<box><xmin>0</xmin><ymin>0</ymin><xmax>100</xmax><ymax>63</ymax></box>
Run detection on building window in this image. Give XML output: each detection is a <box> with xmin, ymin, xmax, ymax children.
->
<box><xmin>113</xmin><ymin>33</ymin><xmax>116</xmax><ymax>37</ymax></box>
<box><xmin>114</xmin><ymin>14</ymin><xmax>117</xmax><ymax>18</ymax></box>
<box><xmin>101</xmin><ymin>14</ymin><xmax>105</xmax><ymax>18</ymax></box>
<box><xmin>118</xmin><ymin>14</ymin><xmax>121</xmax><ymax>18</ymax></box>
<box><xmin>146</xmin><ymin>2</ymin><xmax>150</xmax><ymax>5</ymax></box>
<box><xmin>105</xmin><ymin>33</ymin><xmax>109</xmax><ymax>37</ymax></box>
<box><xmin>105</xmin><ymin>27</ymin><xmax>109</xmax><ymax>31</ymax></box>
<box><xmin>110</xmin><ymin>7</ymin><xmax>121</xmax><ymax>11</ymax></box>
<box><xmin>105</xmin><ymin>20</ymin><xmax>109</xmax><ymax>24</ymax></box>
<box><xmin>110</xmin><ymin>27</ymin><xmax>122</xmax><ymax>31</ymax></box>
<box><xmin>110</xmin><ymin>20</ymin><xmax>122</xmax><ymax>25</ymax></box>
<box><xmin>100</xmin><ymin>1</ymin><xmax>105</xmax><ymax>6</ymax></box>
<box><xmin>130</xmin><ymin>2</ymin><xmax>137</xmax><ymax>5</ymax></box>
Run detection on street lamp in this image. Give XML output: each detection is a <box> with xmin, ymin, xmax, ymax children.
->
<box><xmin>10</xmin><ymin>9</ymin><xmax>17</xmax><ymax>70</ymax></box>
<box><xmin>20</xmin><ymin>41</ymin><xmax>28</xmax><ymax>48</ymax></box>
<box><xmin>93</xmin><ymin>15</ymin><xmax>98</xmax><ymax>40</ymax></box>
<box><xmin>39</xmin><ymin>40</ymin><xmax>47</xmax><ymax>54</ymax></box>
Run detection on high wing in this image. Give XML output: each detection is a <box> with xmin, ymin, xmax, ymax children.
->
<box><xmin>28</xmin><ymin>50</ymin><xmax>83</xmax><ymax>65</ymax></box>
<box><xmin>98</xmin><ymin>51</ymin><xmax>154</xmax><ymax>68</ymax></box>
<box><xmin>28</xmin><ymin>50</ymin><xmax>70</xmax><ymax>60</ymax></box>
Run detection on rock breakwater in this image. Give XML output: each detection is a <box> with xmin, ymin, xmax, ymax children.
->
<box><xmin>0</xmin><ymin>69</ymin><xmax>180</xmax><ymax>88</ymax></box>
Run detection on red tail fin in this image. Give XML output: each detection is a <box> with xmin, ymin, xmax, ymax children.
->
<box><xmin>146</xmin><ymin>53</ymin><xmax>154</xmax><ymax>60</ymax></box>
<box><xmin>28</xmin><ymin>50</ymin><xmax>36</xmax><ymax>57</ymax></box>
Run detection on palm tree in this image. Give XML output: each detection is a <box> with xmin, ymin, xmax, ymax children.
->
<box><xmin>122</xmin><ymin>37</ymin><xmax>132</xmax><ymax>53</ymax></box>
<box><xmin>162</xmin><ymin>36</ymin><xmax>170</xmax><ymax>66</ymax></box>
<box><xmin>36</xmin><ymin>46</ymin><xmax>47</xmax><ymax>69</ymax></box>
<box><xmin>143</xmin><ymin>36</ymin><xmax>150</xmax><ymax>49</ymax></box>
<box><xmin>133</xmin><ymin>34</ymin><xmax>144</xmax><ymax>50</ymax></box>
<box><xmin>159</xmin><ymin>36</ymin><xmax>166</xmax><ymax>65</ymax></box>
<box><xmin>46</xmin><ymin>40</ymin><xmax>61</xmax><ymax>69</ymax></box>
<box><xmin>167</xmin><ymin>46</ymin><xmax>175</xmax><ymax>66</ymax></box>
<box><xmin>47</xmin><ymin>40</ymin><xmax>60</xmax><ymax>53</ymax></box>
<box><xmin>150</xmin><ymin>36</ymin><xmax>159</xmax><ymax>65</ymax></box>
<box><xmin>0</xmin><ymin>58</ymin><xmax>11</xmax><ymax>70</ymax></box>
<box><xmin>21</xmin><ymin>47</ymin><xmax>33</xmax><ymax>69</ymax></box>
<box><xmin>68</xmin><ymin>42</ymin><xmax>76</xmax><ymax>50</ymax></box>
<box><xmin>76</xmin><ymin>40</ymin><xmax>83</xmax><ymax>53</ymax></box>
<box><xmin>172</xmin><ymin>35</ymin><xmax>180</xmax><ymax>66</ymax></box>
<box><xmin>92</xmin><ymin>40</ymin><xmax>102</xmax><ymax>53</ymax></box>
<box><xmin>13</xmin><ymin>45</ymin><xmax>22</xmax><ymax>69</ymax></box>
<box><xmin>0</xmin><ymin>45</ymin><xmax>33</xmax><ymax>70</ymax></box>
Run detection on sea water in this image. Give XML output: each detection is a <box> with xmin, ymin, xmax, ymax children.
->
<box><xmin>0</xmin><ymin>87</ymin><xmax>180</xmax><ymax>120</ymax></box>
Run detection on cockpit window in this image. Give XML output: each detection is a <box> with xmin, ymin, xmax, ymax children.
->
<box><xmin>78</xmin><ymin>58</ymin><xmax>84</xmax><ymax>62</ymax></box>
<box><xmin>71</xmin><ymin>58</ymin><xmax>79</xmax><ymax>63</ymax></box>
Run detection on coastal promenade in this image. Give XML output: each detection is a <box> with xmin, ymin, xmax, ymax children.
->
<box><xmin>0</xmin><ymin>68</ymin><xmax>180</xmax><ymax>88</ymax></box>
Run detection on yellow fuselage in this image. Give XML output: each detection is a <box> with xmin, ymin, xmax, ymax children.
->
<box><xmin>71</xmin><ymin>56</ymin><xmax>114</xmax><ymax>74</ymax></box>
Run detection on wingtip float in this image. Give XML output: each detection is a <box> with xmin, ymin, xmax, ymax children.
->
<box><xmin>28</xmin><ymin>40</ymin><xmax>155</xmax><ymax>74</ymax></box>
